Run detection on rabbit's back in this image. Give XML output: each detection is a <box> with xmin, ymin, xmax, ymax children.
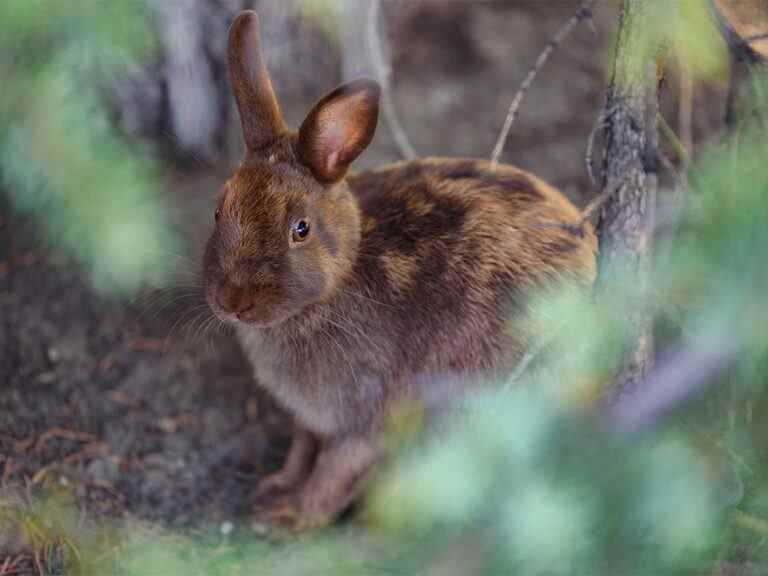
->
<box><xmin>349</xmin><ymin>157</ymin><xmax>597</xmax><ymax>361</ymax></box>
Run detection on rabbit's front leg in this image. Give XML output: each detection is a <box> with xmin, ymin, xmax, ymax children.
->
<box><xmin>252</xmin><ymin>434</ymin><xmax>378</xmax><ymax>532</ymax></box>
<box><xmin>254</xmin><ymin>424</ymin><xmax>318</xmax><ymax>498</ymax></box>
<box><xmin>298</xmin><ymin>435</ymin><xmax>378</xmax><ymax>526</ymax></box>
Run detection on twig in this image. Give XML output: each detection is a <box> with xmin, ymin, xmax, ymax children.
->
<box><xmin>585</xmin><ymin>115</ymin><xmax>605</xmax><ymax>187</ymax></box>
<box><xmin>490</xmin><ymin>0</ymin><xmax>596</xmax><ymax>169</ymax></box>
<box><xmin>367</xmin><ymin>0</ymin><xmax>417</xmax><ymax>160</ymax></box>
<box><xmin>33</xmin><ymin>553</ymin><xmax>43</xmax><ymax>576</ymax></box>
<box><xmin>656</xmin><ymin>112</ymin><xmax>688</xmax><ymax>167</ymax></box>
<box><xmin>34</xmin><ymin>428</ymin><xmax>95</xmax><ymax>454</ymax></box>
<box><xmin>654</xmin><ymin>113</ymin><xmax>686</xmax><ymax>233</ymax></box>
<box><xmin>585</xmin><ymin>105</ymin><xmax>619</xmax><ymax>186</ymax></box>
<box><xmin>0</xmin><ymin>555</ymin><xmax>27</xmax><ymax>576</ymax></box>
<box><xmin>531</xmin><ymin>178</ymin><xmax>622</xmax><ymax>238</ymax></box>
<box><xmin>579</xmin><ymin>178</ymin><xmax>621</xmax><ymax>225</ymax></box>
<box><xmin>656</xmin><ymin>152</ymin><xmax>680</xmax><ymax>189</ymax></box>
<box><xmin>505</xmin><ymin>321</ymin><xmax>567</xmax><ymax>387</ymax></box>
<box><xmin>539</xmin><ymin>154</ymin><xmax>677</xmax><ymax>239</ymax></box>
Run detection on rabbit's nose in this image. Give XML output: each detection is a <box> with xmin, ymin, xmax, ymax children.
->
<box><xmin>216</xmin><ymin>284</ymin><xmax>253</xmax><ymax>316</ymax></box>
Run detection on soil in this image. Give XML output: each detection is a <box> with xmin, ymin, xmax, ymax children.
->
<box><xmin>0</xmin><ymin>197</ymin><xmax>291</xmax><ymax>530</ymax></box>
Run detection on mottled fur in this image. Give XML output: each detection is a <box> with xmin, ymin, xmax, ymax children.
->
<box><xmin>227</xmin><ymin>156</ymin><xmax>596</xmax><ymax>436</ymax></box>
<box><xmin>202</xmin><ymin>11</ymin><xmax>597</xmax><ymax>530</ymax></box>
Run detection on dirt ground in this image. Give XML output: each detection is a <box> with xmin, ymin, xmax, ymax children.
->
<box><xmin>0</xmin><ymin>195</ymin><xmax>294</xmax><ymax>529</ymax></box>
<box><xmin>0</xmin><ymin>0</ymin><xmax>730</xmax><ymax>547</ymax></box>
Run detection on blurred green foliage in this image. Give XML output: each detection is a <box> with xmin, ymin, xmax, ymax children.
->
<box><xmin>617</xmin><ymin>0</ymin><xmax>728</xmax><ymax>88</ymax></box>
<box><xmin>296</xmin><ymin>0</ymin><xmax>344</xmax><ymax>48</ymax></box>
<box><xmin>0</xmin><ymin>0</ymin><xmax>180</xmax><ymax>295</ymax></box>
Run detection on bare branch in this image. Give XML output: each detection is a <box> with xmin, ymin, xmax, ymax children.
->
<box><xmin>490</xmin><ymin>0</ymin><xmax>596</xmax><ymax>169</ymax></box>
<box><xmin>505</xmin><ymin>321</ymin><xmax>567</xmax><ymax>388</ymax></box>
<box><xmin>656</xmin><ymin>150</ymin><xmax>681</xmax><ymax>188</ymax></box>
<box><xmin>585</xmin><ymin>116</ymin><xmax>605</xmax><ymax>187</ymax></box>
<box><xmin>581</xmin><ymin>178</ymin><xmax>621</xmax><ymax>224</ymax></box>
<box><xmin>585</xmin><ymin>105</ymin><xmax>620</xmax><ymax>187</ymax></box>
<box><xmin>367</xmin><ymin>0</ymin><xmax>417</xmax><ymax>160</ymax></box>
<box><xmin>656</xmin><ymin>112</ymin><xmax>688</xmax><ymax>168</ymax></box>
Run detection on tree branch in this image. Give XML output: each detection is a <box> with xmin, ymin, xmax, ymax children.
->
<box><xmin>367</xmin><ymin>0</ymin><xmax>417</xmax><ymax>160</ymax></box>
<box><xmin>596</xmin><ymin>0</ymin><xmax>658</xmax><ymax>398</ymax></box>
<box><xmin>490</xmin><ymin>0</ymin><xmax>596</xmax><ymax>169</ymax></box>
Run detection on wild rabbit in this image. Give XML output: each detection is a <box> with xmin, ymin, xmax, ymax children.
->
<box><xmin>203</xmin><ymin>10</ymin><xmax>597</xmax><ymax>530</ymax></box>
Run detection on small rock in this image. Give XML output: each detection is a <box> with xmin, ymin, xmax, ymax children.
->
<box><xmin>86</xmin><ymin>458</ymin><xmax>119</xmax><ymax>482</ymax></box>
<box><xmin>37</xmin><ymin>371</ymin><xmax>56</xmax><ymax>384</ymax></box>
<box><xmin>250</xmin><ymin>521</ymin><xmax>269</xmax><ymax>536</ymax></box>
<box><xmin>158</xmin><ymin>417</ymin><xmax>178</xmax><ymax>433</ymax></box>
<box><xmin>48</xmin><ymin>346</ymin><xmax>60</xmax><ymax>363</ymax></box>
<box><xmin>220</xmin><ymin>521</ymin><xmax>234</xmax><ymax>536</ymax></box>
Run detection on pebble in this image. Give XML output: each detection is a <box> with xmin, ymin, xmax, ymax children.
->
<box><xmin>37</xmin><ymin>371</ymin><xmax>56</xmax><ymax>384</ymax></box>
<box><xmin>220</xmin><ymin>521</ymin><xmax>234</xmax><ymax>536</ymax></box>
<box><xmin>48</xmin><ymin>346</ymin><xmax>60</xmax><ymax>363</ymax></box>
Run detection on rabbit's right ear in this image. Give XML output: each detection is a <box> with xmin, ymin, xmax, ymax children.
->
<box><xmin>227</xmin><ymin>11</ymin><xmax>287</xmax><ymax>152</ymax></box>
<box><xmin>297</xmin><ymin>80</ymin><xmax>380</xmax><ymax>183</ymax></box>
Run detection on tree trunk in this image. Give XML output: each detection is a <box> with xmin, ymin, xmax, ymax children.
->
<box><xmin>597</xmin><ymin>0</ymin><xmax>657</xmax><ymax>398</ymax></box>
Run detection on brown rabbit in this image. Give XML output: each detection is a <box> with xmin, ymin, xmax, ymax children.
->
<box><xmin>203</xmin><ymin>11</ymin><xmax>597</xmax><ymax>531</ymax></box>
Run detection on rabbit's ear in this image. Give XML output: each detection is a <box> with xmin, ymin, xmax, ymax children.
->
<box><xmin>297</xmin><ymin>79</ymin><xmax>380</xmax><ymax>183</ymax></box>
<box><xmin>227</xmin><ymin>11</ymin><xmax>286</xmax><ymax>152</ymax></box>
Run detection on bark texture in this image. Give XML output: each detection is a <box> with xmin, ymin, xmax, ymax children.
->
<box><xmin>597</xmin><ymin>0</ymin><xmax>657</xmax><ymax>397</ymax></box>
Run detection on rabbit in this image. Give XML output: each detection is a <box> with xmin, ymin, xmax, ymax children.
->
<box><xmin>202</xmin><ymin>10</ymin><xmax>597</xmax><ymax>531</ymax></box>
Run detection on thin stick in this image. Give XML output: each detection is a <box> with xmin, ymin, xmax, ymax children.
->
<box><xmin>585</xmin><ymin>105</ymin><xmax>619</xmax><ymax>186</ymax></box>
<box><xmin>657</xmin><ymin>112</ymin><xmax>688</xmax><ymax>166</ymax></box>
<box><xmin>585</xmin><ymin>115</ymin><xmax>605</xmax><ymax>187</ymax></box>
<box><xmin>505</xmin><ymin>321</ymin><xmax>567</xmax><ymax>387</ymax></box>
<box><xmin>579</xmin><ymin>178</ymin><xmax>621</xmax><ymax>224</ymax></box>
<box><xmin>367</xmin><ymin>0</ymin><xmax>417</xmax><ymax>160</ymax></box>
<box><xmin>490</xmin><ymin>0</ymin><xmax>596</xmax><ymax>169</ymax></box>
<box><xmin>534</xmin><ymin>176</ymin><xmax>622</xmax><ymax>238</ymax></box>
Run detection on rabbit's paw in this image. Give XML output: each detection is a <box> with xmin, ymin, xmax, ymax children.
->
<box><xmin>250</xmin><ymin>491</ymin><xmax>328</xmax><ymax>534</ymax></box>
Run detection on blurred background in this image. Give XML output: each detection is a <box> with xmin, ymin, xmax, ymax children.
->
<box><xmin>2</xmin><ymin>1</ymin><xmax>768</xmax><ymax>575</ymax></box>
<box><xmin>87</xmin><ymin>0</ymin><xmax>622</xmax><ymax>273</ymax></box>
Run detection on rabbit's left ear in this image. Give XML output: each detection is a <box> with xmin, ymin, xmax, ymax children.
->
<box><xmin>297</xmin><ymin>79</ymin><xmax>380</xmax><ymax>183</ymax></box>
<box><xmin>227</xmin><ymin>11</ymin><xmax>287</xmax><ymax>152</ymax></box>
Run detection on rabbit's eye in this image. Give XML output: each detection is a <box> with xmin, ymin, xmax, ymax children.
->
<box><xmin>291</xmin><ymin>219</ymin><xmax>310</xmax><ymax>243</ymax></box>
<box><xmin>214</xmin><ymin>208</ymin><xmax>221</xmax><ymax>223</ymax></box>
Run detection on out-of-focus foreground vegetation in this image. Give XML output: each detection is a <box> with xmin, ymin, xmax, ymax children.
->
<box><xmin>2</xmin><ymin>1</ymin><xmax>768</xmax><ymax>575</ymax></box>
<box><xmin>0</xmin><ymin>0</ymin><xmax>180</xmax><ymax>294</ymax></box>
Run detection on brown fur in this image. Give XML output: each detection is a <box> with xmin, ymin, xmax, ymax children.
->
<box><xmin>202</xmin><ymin>11</ymin><xmax>597</xmax><ymax>530</ymax></box>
